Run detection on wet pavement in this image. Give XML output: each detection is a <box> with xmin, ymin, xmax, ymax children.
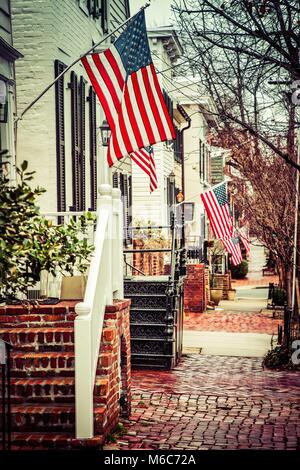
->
<box><xmin>105</xmin><ymin>356</ymin><xmax>300</xmax><ymax>450</ymax></box>
<box><xmin>104</xmin><ymin>272</ymin><xmax>299</xmax><ymax>450</ymax></box>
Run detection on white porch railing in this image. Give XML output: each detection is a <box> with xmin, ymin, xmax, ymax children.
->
<box><xmin>74</xmin><ymin>184</ymin><xmax>124</xmax><ymax>439</ymax></box>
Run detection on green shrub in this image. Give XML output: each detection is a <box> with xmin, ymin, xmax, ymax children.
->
<box><xmin>272</xmin><ymin>287</ymin><xmax>287</xmax><ymax>306</ymax></box>
<box><xmin>263</xmin><ymin>346</ymin><xmax>300</xmax><ymax>371</ymax></box>
<box><xmin>0</xmin><ymin>161</ymin><xmax>95</xmax><ymax>300</ymax></box>
<box><xmin>230</xmin><ymin>259</ymin><xmax>249</xmax><ymax>279</ymax></box>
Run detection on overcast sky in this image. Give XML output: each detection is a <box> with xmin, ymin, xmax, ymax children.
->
<box><xmin>130</xmin><ymin>0</ymin><xmax>174</xmax><ymax>27</ymax></box>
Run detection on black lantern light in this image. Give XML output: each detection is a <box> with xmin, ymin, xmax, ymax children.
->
<box><xmin>0</xmin><ymin>79</ymin><xmax>8</xmax><ymax>123</ymax></box>
<box><xmin>100</xmin><ymin>119</ymin><xmax>111</xmax><ymax>147</ymax></box>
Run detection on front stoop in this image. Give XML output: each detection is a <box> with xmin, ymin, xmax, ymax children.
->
<box><xmin>0</xmin><ymin>299</ymin><xmax>131</xmax><ymax>450</ymax></box>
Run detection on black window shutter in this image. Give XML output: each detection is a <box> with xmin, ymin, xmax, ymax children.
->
<box><xmin>79</xmin><ymin>77</ymin><xmax>86</xmax><ymax>211</ymax></box>
<box><xmin>101</xmin><ymin>0</ymin><xmax>108</xmax><ymax>33</ymax></box>
<box><xmin>54</xmin><ymin>60</ymin><xmax>67</xmax><ymax>217</ymax></box>
<box><xmin>112</xmin><ymin>171</ymin><xmax>119</xmax><ymax>188</ymax></box>
<box><xmin>70</xmin><ymin>71</ymin><xmax>80</xmax><ymax>211</ymax></box>
<box><xmin>89</xmin><ymin>86</ymin><xmax>97</xmax><ymax>211</ymax></box>
<box><xmin>120</xmin><ymin>174</ymin><xmax>131</xmax><ymax>246</ymax></box>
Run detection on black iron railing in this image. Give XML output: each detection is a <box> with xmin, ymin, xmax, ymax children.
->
<box><xmin>0</xmin><ymin>339</ymin><xmax>12</xmax><ymax>451</ymax></box>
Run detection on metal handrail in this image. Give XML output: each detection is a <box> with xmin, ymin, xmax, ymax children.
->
<box><xmin>124</xmin><ymin>248</ymin><xmax>172</xmax><ymax>253</ymax></box>
<box><xmin>124</xmin><ymin>258</ymin><xmax>146</xmax><ymax>276</ymax></box>
<box><xmin>0</xmin><ymin>339</ymin><xmax>12</xmax><ymax>451</ymax></box>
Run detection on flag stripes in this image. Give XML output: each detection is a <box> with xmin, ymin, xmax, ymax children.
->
<box><xmin>131</xmin><ymin>147</ymin><xmax>158</xmax><ymax>193</ymax></box>
<box><xmin>222</xmin><ymin>237</ymin><xmax>243</xmax><ymax>266</ymax></box>
<box><xmin>81</xmin><ymin>10</ymin><xmax>175</xmax><ymax>168</ymax></box>
<box><xmin>200</xmin><ymin>183</ymin><xmax>233</xmax><ymax>239</ymax></box>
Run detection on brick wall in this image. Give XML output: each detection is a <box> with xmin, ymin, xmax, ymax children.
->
<box><xmin>11</xmin><ymin>0</ymin><xmax>131</xmax><ymax>212</ymax></box>
<box><xmin>184</xmin><ymin>264</ymin><xmax>207</xmax><ymax>313</ymax></box>
<box><xmin>132</xmin><ymin>239</ymin><xmax>165</xmax><ymax>276</ymax></box>
<box><xmin>0</xmin><ymin>298</ymin><xmax>131</xmax><ymax>446</ymax></box>
<box><xmin>102</xmin><ymin>300</ymin><xmax>131</xmax><ymax>427</ymax></box>
<box><xmin>214</xmin><ymin>273</ymin><xmax>232</xmax><ymax>300</ymax></box>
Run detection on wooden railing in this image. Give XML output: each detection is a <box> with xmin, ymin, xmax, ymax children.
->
<box><xmin>74</xmin><ymin>184</ymin><xmax>123</xmax><ymax>439</ymax></box>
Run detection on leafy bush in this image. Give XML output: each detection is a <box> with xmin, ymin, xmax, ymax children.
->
<box><xmin>272</xmin><ymin>287</ymin><xmax>287</xmax><ymax>306</ymax></box>
<box><xmin>0</xmin><ymin>161</ymin><xmax>95</xmax><ymax>300</ymax></box>
<box><xmin>230</xmin><ymin>259</ymin><xmax>249</xmax><ymax>279</ymax></box>
<box><xmin>263</xmin><ymin>346</ymin><xmax>300</xmax><ymax>371</ymax></box>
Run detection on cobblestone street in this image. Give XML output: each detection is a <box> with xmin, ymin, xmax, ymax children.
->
<box><xmin>105</xmin><ymin>355</ymin><xmax>300</xmax><ymax>450</ymax></box>
<box><xmin>104</xmin><ymin>278</ymin><xmax>300</xmax><ymax>451</ymax></box>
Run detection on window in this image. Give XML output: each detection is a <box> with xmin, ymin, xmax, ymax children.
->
<box><xmin>113</xmin><ymin>172</ymin><xmax>132</xmax><ymax>246</ymax></box>
<box><xmin>174</xmin><ymin>126</ymin><xmax>183</xmax><ymax>163</ymax></box>
<box><xmin>54</xmin><ymin>60</ymin><xmax>67</xmax><ymax>217</ymax></box>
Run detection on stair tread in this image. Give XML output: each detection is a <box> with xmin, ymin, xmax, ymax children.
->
<box><xmin>11</xmin><ymin>432</ymin><xmax>104</xmax><ymax>443</ymax></box>
<box><xmin>124</xmin><ymin>293</ymin><xmax>166</xmax><ymax>297</ymax></box>
<box><xmin>10</xmin><ymin>403</ymin><xmax>105</xmax><ymax>413</ymax></box>
<box><xmin>11</xmin><ymin>351</ymin><xmax>75</xmax><ymax>358</ymax></box>
<box><xmin>11</xmin><ymin>377</ymin><xmax>108</xmax><ymax>386</ymax></box>
<box><xmin>130</xmin><ymin>307</ymin><xmax>166</xmax><ymax>311</ymax></box>
<box><xmin>0</xmin><ymin>327</ymin><xmax>73</xmax><ymax>332</ymax></box>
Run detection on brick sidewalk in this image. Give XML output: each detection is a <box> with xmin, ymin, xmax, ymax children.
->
<box><xmin>105</xmin><ymin>356</ymin><xmax>300</xmax><ymax>450</ymax></box>
<box><xmin>184</xmin><ymin>312</ymin><xmax>283</xmax><ymax>335</ymax></box>
<box><xmin>232</xmin><ymin>275</ymin><xmax>279</xmax><ymax>287</ymax></box>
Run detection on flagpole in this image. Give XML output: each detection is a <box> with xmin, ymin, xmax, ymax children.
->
<box><xmin>291</xmin><ymin>130</ymin><xmax>300</xmax><ymax>313</ymax></box>
<box><xmin>14</xmin><ymin>2</ymin><xmax>151</xmax><ymax>124</ymax></box>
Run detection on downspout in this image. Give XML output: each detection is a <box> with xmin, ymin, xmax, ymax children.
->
<box><xmin>176</xmin><ymin>105</ymin><xmax>191</xmax><ymax>271</ymax></box>
<box><xmin>176</xmin><ymin>104</ymin><xmax>191</xmax><ymax>196</ymax></box>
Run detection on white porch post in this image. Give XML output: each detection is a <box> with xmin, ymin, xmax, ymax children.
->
<box><xmin>112</xmin><ymin>187</ymin><xmax>124</xmax><ymax>299</ymax></box>
<box><xmin>98</xmin><ymin>184</ymin><xmax>113</xmax><ymax>305</ymax></box>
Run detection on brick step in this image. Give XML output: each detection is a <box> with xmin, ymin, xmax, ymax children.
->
<box><xmin>3</xmin><ymin>377</ymin><xmax>109</xmax><ymax>404</ymax></box>
<box><xmin>0</xmin><ymin>327</ymin><xmax>74</xmax><ymax>352</ymax></box>
<box><xmin>0</xmin><ymin>404</ymin><xmax>106</xmax><ymax>433</ymax></box>
<box><xmin>10</xmin><ymin>351</ymin><xmax>75</xmax><ymax>377</ymax></box>
<box><xmin>0</xmin><ymin>313</ymin><xmax>75</xmax><ymax>324</ymax></box>
<box><xmin>11</xmin><ymin>432</ymin><xmax>105</xmax><ymax>450</ymax></box>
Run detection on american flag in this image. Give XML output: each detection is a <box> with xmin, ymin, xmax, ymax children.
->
<box><xmin>222</xmin><ymin>236</ymin><xmax>243</xmax><ymax>266</ymax></box>
<box><xmin>200</xmin><ymin>182</ymin><xmax>234</xmax><ymax>239</ymax></box>
<box><xmin>81</xmin><ymin>10</ymin><xmax>175</xmax><ymax>167</ymax></box>
<box><xmin>131</xmin><ymin>146</ymin><xmax>158</xmax><ymax>193</ymax></box>
<box><xmin>239</xmin><ymin>226</ymin><xmax>251</xmax><ymax>258</ymax></box>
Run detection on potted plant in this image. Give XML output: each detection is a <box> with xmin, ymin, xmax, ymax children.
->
<box><xmin>209</xmin><ymin>273</ymin><xmax>223</xmax><ymax>306</ymax></box>
<box><xmin>0</xmin><ymin>160</ymin><xmax>95</xmax><ymax>303</ymax></box>
<box><xmin>227</xmin><ymin>288</ymin><xmax>236</xmax><ymax>301</ymax></box>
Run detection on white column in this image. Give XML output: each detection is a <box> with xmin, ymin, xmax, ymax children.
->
<box><xmin>98</xmin><ymin>183</ymin><xmax>113</xmax><ymax>305</ymax></box>
<box><xmin>112</xmin><ymin>187</ymin><xmax>124</xmax><ymax>299</ymax></box>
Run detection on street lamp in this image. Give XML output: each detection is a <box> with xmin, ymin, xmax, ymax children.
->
<box><xmin>100</xmin><ymin>120</ymin><xmax>111</xmax><ymax>147</ymax></box>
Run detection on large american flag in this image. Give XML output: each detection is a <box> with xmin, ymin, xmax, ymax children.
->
<box><xmin>200</xmin><ymin>182</ymin><xmax>234</xmax><ymax>239</ymax></box>
<box><xmin>239</xmin><ymin>226</ymin><xmax>251</xmax><ymax>258</ymax></box>
<box><xmin>131</xmin><ymin>146</ymin><xmax>158</xmax><ymax>193</ymax></box>
<box><xmin>222</xmin><ymin>236</ymin><xmax>243</xmax><ymax>266</ymax></box>
<box><xmin>81</xmin><ymin>10</ymin><xmax>175</xmax><ymax>167</ymax></box>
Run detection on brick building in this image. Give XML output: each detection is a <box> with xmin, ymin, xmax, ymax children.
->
<box><xmin>0</xmin><ymin>0</ymin><xmax>22</xmax><ymax>178</ymax></box>
<box><xmin>11</xmin><ymin>0</ymin><xmax>131</xmax><ymax>215</ymax></box>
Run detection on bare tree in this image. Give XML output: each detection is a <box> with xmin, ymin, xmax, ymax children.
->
<box><xmin>211</xmin><ymin>127</ymin><xmax>296</xmax><ymax>305</ymax></box>
<box><xmin>173</xmin><ymin>0</ymin><xmax>300</xmax><ymax>171</ymax></box>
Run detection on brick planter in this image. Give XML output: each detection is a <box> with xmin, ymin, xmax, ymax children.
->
<box><xmin>184</xmin><ymin>264</ymin><xmax>207</xmax><ymax>313</ymax></box>
<box><xmin>0</xmin><ymin>299</ymin><xmax>131</xmax><ymax>449</ymax></box>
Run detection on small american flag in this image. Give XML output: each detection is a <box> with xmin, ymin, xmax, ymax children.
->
<box><xmin>81</xmin><ymin>10</ymin><xmax>175</xmax><ymax>167</ymax></box>
<box><xmin>131</xmin><ymin>146</ymin><xmax>158</xmax><ymax>193</ymax></box>
<box><xmin>200</xmin><ymin>182</ymin><xmax>234</xmax><ymax>239</ymax></box>
<box><xmin>239</xmin><ymin>226</ymin><xmax>251</xmax><ymax>258</ymax></box>
<box><xmin>222</xmin><ymin>236</ymin><xmax>243</xmax><ymax>266</ymax></box>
